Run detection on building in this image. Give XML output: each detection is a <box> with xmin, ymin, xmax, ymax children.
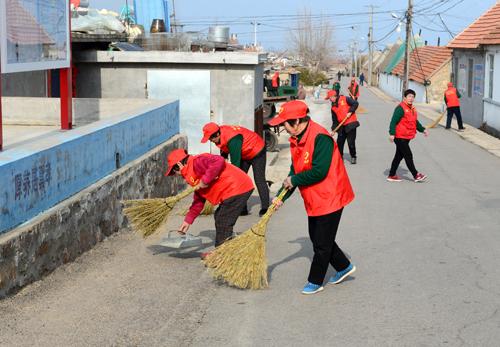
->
<box><xmin>391</xmin><ymin>46</ymin><xmax>452</xmax><ymax>104</ymax></box>
<box><xmin>447</xmin><ymin>1</ymin><xmax>500</xmax><ymax>135</ymax></box>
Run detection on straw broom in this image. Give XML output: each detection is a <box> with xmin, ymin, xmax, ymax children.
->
<box><xmin>426</xmin><ymin>110</ymin><xmax>446</xmax><ymax>129</ymax></box>
<box><xmin>122</xmin><ymin>186</ymin><xmax>196</xmax><ymax>237</ymax></box>
<box><xmin>203</xmin><ymin>188</ymin><xmax>289</xmax><ymax>290</ymax></box>
<box><xmin>179</xmin><ymin>200</ymin><xmax>215</xmax><ymax>216</ymax></box>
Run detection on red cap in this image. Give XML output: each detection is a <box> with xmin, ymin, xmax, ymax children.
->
<box><xmin>447</xmin><ymin>82</ymin><xmax>453</xmax><ymax>87</ymax></box>
<box><xmin>268</xmin><ymin>100</ymin><xmax>308</xmax><ymax>126</ymax></box>
<box><xmin>201</xmin><ymin>122</ymin><xmax>220</xmax><ymax>143</ymax></box>
<box><xmin>164</xmin><ymin>148</ymin><xmax>188</xmax><ymax>176</ymax></box>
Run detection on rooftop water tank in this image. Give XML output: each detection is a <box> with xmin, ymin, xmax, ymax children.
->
<box><xmin>208</xmin><ymin>26</ymin><xmax>229</xmax><ymax>43</ymax></box>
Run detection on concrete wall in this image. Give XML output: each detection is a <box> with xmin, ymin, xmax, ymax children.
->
<box><xmin>0</xmin><ymin>99</ymin><xmax>179</xmax><ymax>234</ymax></box>
<box><xmin>427</xmin><ymin>61</ymin><xmax>452</xmax><ymax>104</ymax></box>
<box><xmin>452</xmin><ymin>49</ymin><xmax>485</xmax><ymax>127</ymax></box>
<box><xmin>1</xmin><ymin>70</ymin><xmax>47</xmax><ymax>97</ymax></box>
<box><xmin>2</xmin><ymin>97</ymin><xmax>165</xmax><ymax>126</ymax></box>
<box><xmin>0</xmin><ymin>135</ymin><xmax>187</xmax><ymax>298</ymax></box>
<box><xmin>379</xmin><ymin>74</ymin><xmax>403</xmax><ymax>101</ymax></box>
<box><xmin>73</xmin><ymin>51</ymin><xmax>266</xmax><ymax>153</ymax></box>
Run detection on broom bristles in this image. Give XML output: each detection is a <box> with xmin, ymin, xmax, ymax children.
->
<box><xmin>122</xmin><ymin>186</ymin><xmax>196</xmax><ymax>237</ymax></box>
<box><xmin>203</xmin><ymin>189</ymin><xmax>287</xmax><ymax>289</ymax></box>
<box><xmin>426</xmin><ymin>111</ymin><xmax>446</xmax><ymax>129</ymax></box>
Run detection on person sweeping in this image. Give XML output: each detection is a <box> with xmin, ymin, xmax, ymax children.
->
<box><xmin>387</xmin><ymin>89</ymin><xmax>429</xmax><ymax>183</ymax></box>
<box><xmin>201</xmin><ymin>122</ymin><xmax>270</xmax><ymax>217</ymax></box>
<box><xmin>330</xmin><ymin>90</ymin><xmax>360</xmax><ymax>164</ymax></box>
<box><xmin>444</xmin><ymin>82</ymin><xmax>465</xmax><ymax>131</ymax></box>
<box><xmin>268</xmin><ymin>100</ymin><xmax>356</xmax><ymax>295</ymax></box>
<box><xmin>348</xmin><ymin>76</ymin><xmax>360</xmax><ymax>100</ymax></box>
<box><xmin>165</xmin><ymin>149</ymin><xmax>254</xmax><ymax>258</ymax></box>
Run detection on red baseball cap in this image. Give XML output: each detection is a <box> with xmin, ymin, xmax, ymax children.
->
<box><xmin>268</xmin><ymin>100</ymin><xmax>309</xmax><ymax>126</ymax></box>
<box><xmin>201</xmin><ymin>122</ymin><xmax>220</xmax><ymax>143</ymax></box>
<box><xmin>164</xmin><ymin>148</ymin><xmax>188</xmax><ymax>176</ymax></box>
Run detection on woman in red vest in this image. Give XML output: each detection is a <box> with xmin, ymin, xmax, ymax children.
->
<box><xmin>271</xmin><ymin>71</ymin><xmax>280</xmax><ymax>96</ymax></box>
<box><xmin>201</xmin><ymin>122</ymin><xmax>269</xmax><ymax>216</ymax></box>
<box><xmin>165</xmin><ymin>149</ymin><xmax>254</xmax><ymax>258</ymax></box>
<box><xmin>269</xmin><ymin>100</ymin><xmax>356</xmax><ymax>295</ymax></box>
<box><xmin>444</xmin><ymin>82</ymin><xmax>465</xmax><ymax>131</ymax></box>
<box><xmin>330</xmin><ymin>90</ymin><xmax>360</xmax><ymax>164</ymax></box>
<box><xmin>348</xmin><ymin>77</ymin><xmax>360</xmax><ymax>100</ymax></box>
<box><xmin>387</xmin><ymin>89</ymin><xmax>429</xmax><ymax>183</ymax></box>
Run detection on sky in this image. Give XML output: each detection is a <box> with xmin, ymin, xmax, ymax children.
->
<box><xmin>97</xmin><ymin>0</ymin><xmax>496</xmax><ymax>54</ymax></box>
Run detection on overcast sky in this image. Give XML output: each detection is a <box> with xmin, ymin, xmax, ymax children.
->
<box><xmin>96</xmin><ymin>0</ymin><xmax>495</xmax><ymax>52</ymax></box>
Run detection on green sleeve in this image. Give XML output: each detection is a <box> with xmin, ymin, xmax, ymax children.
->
<box><xmin>389</xmin><ymin>106</ymin><xmax>404</xmax><ymax>135</ymax></box>
<box><xmin>457</xmin><ymin>90</ymin><xmax>461</xmax><ymax>98</ymax></box>
<box><xmin>444</xmin><ymin>95</ymin><xmax>447</xmax><ymax>103</ymax></box>
<box><xmin>227</xmin><ymin>134</ymin><xmax>243</xmax><ymax>168</ymax></box>
<box><xmin>417</xmin><ymin>120</ymin><xmax>426</xmax><ymax>133</ymax></box>
<box><xmin>290</xmin><ymin>134</ymin><xmax>333</xmax><ymax>187</ymax></box>
<box><xmin>276</xmin><ymin>164</ymin><xmax>296</xmax><ymax>202</ymax></box>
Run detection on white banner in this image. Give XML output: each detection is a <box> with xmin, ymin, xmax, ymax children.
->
<box><xmin>1</xmin><ymin>0</ymin><xmax>70</xmax><ymax>73</ymax></box>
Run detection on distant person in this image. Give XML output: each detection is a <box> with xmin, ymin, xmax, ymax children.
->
<box><xmin>271</xmin><ymin>71</ymin><xmax>280</xmax><ymax>96</ymax></box>
<box><xmin>297</xmin><ymin>83</ymin><xmax>306</xmax><ymax>100</ymax></box>
<box><xmin>348</xmin><ymin>76</ymin><xmax>360</xmax><ymax>100</ymax></box>
<box><xmin>201</xmin><ymin>122</ymin><xmax>269</xmax><ymax>217</ymax></box>
<box><xmin>330</xmin><ymin>90</ymin><xmax>360</xmax><ymax>164</ymax></box>
<box><xmin>333</xmin><ymin>80</ymin><xmax>341</xmax><ymax>94</ymax></box>
<box><xmin>444</xmin><ymin>82</ymin><xmax>465</xmax><ymax>131</ymax></box>
<box><xmin>337</xmin><ymin>70</ymin><xmax>342</xmax><ymax>81</ymax></box>
<box><xmin>387</xmin><ymin>89</ymin><xmax>428</xmax><ymax>183</ymax></box>
<box><xmin>359</xmin><ymin>72</ymin><xmax>365</xmax><ymax>86</ymax></box>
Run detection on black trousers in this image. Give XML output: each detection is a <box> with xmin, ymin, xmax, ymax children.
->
<box><xmin>240</xmin><ymin>148</ymin><xmax>270</xmax><ymax>210</ymax></box>
<box><xmin>446</xmin><ymin>106</ymin><xmax>464</xmax><ymax>129</ymax></box>
<box><xmin>389</xmin><ymin>138</ymin><xmax>418</xmax><ymax>177</ymax></box>
<box><xmin>307</xmin><ymin>208</ymin><xmax>351</xmax><ymax>285</ymax></box>
<box><xmin>214</xmin><ymin>189</ymin><xmax>253</xmax><ymax>246</ymax></box>
<box><xmin>337</xmin><ymin>127</ymin><xmax>357</xmax><ymax>159</ymax></box>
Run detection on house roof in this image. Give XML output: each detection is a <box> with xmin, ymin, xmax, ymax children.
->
<box><xmin>378</xmin><ymin>41</ymin><xmax>401</xmax><ymax>72</ymax></box>
<box><xmin>6</xmin><ymin>0</ymin><xmax>54</xmax><ymax>45</ymax></box>
<box><xmin>447</xmin><ymin>2</ymin><xmax>500</xmax><ymax>49</ymax></box>
<box><xmin>392</xmin><ymin>46</ymin><xmax>452</xmax><ymax>84</ymax></box>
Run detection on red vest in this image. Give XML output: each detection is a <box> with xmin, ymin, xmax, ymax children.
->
<box><xmin>272</xmin><ymin>73</ymin><xmax>279</xmax><ymax>88</ymax></box>
<box><xmin>348</xmin><ymin>82</ymin><xmax>359</xmax><ymax>98</ymax></box>
<box><xmin>445</xmin><ymin>87</ymin><xmax>460</xmax><ymax>107</ymax></box>
<box><xmin>331</xmin><ymin>96</ymin><xmax>359</xmax><ymax>126</ymax></box>
<box><xmin>181</xmin><ymin>154</ymin><xmax>254</xmax><ymax>205</ymax></box>
<box><xmin>290</xmin><ymin>121</ymin><xmax>355</xmax><ymax>216</ymax></box>
<box><xmin>217</xmin><ymin>125</ymin><xmax>265</xmax><ymax>161</ymax></box>
<box><xmin>395</xmin><ymin>102</ymin><xmax>418</xmax><ymax>140</ymax></box>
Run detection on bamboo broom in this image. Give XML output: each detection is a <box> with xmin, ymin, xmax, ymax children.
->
<box><xmin>426</xmin><ymin>110</ymin><xmax>446</xmax><ymax>129</ymax></box>
<box><xmin>122</xmin><ymin>186</ymin><xmax>196</xmax><ymax>237</ymax></box>
<box><xmin>179</xmin><ymin>200</ymin><xmax>215</xmax><ymax>216</ymax></box>
<box><xmin>203</xmin><ymin>188</ymin><xmax>289</xmax><ymax>290</ymax></box>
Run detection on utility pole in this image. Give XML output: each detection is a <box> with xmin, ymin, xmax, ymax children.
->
<box><xmin>366</xmin><ymin>5</ymin><xmax>378</xmax><ymax>86</ymax></box>
<box><xmin>170</xmin><ymin>0</ymin><xmax>177</xmax><ymax>33</ymax></box>
<box><xmin>402</xmin><ymin>0</ymin><xmax>413</xmax><ymax>95</ymax></box>
<box><xmin>251</xmin><ymin>19</ymin><xmax>261</xmax><ymax>47</ymax></box>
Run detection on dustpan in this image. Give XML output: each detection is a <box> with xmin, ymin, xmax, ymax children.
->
<box><xmin>158</xmin><ymin>230</ymin><xmax>202</xmax><ymax>249</ymax></box>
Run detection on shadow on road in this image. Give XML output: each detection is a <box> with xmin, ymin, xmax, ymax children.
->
<box><xmin>268</xmin><ymin>237</ymin><xmax>312</xmax><ymax>283</ymax></box>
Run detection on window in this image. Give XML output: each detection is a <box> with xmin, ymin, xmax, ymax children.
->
<box><xmin>488</xmin><ymin>54</ymin><xmax>494</xmax><ymax>99</ymax></box>
<box><xmin>468</xmin><ymin>59</ymin><xmax>473</xmax><ymax>98</ymax></box>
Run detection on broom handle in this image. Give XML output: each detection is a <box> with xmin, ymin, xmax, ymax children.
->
<box><xmin>167</xmin><ymin>185</ymin><xmax>197</xmax><ymax>202</ymax></box>
<box><xmin>331</xmin><ymin>113</ymin><xmax>350</xmax><ymax>135</ymax></box>
<box><xmin>426</xmin><ymin>110</ymin><xmax>446</xmax><ymax>129</ymax></box>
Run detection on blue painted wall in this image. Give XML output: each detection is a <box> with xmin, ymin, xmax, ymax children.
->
<box><xmin>133</xmin><ymin>0</ymin><xmax>170</xmax><ymax>33</ymax></box>
<box><xmin>0</xmin><ymin>101</ymin><xmax>179</xmax><ymax>234</ymax></box>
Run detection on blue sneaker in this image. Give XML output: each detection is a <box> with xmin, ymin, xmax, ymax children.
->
<box><xmin>301</xmin><ymin>282</ymin><xmax>324</xmax><ymax>295</ymax></box>
<box><xmin>328</xmin><ymin>264</ymin><xmax>356</xmax><ymax>285</ymax></box>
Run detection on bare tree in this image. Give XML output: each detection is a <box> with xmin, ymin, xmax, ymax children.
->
<box><xmin>289</xmin><ymin>8</ymin><xmax>335</xmax><ymax>71</ymax></box>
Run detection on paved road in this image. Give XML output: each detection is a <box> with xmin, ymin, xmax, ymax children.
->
<box><xmin>1</xmin><ymin>85</ymin><xmax>500</xmax><ymax>346</ymax></box>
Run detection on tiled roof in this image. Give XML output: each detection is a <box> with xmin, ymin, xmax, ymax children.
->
<box><xmin>447</xmin><ymin>2</ymin><xmax>500</xmax><ymax>49</ymax></box>
<box><xmin>377</xmin><ymin>41</ymin><xmax>401</xmax><ymax>72</ymax></box>
<box><xmin>6</xmin><ymin>0</ymin><xmax>54</xmax><ymax>45</ymax></box>
<box><xmin>392</xmin><ymin>46</ymin><xmax>452</xmax><ymax>84</ymax></box>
